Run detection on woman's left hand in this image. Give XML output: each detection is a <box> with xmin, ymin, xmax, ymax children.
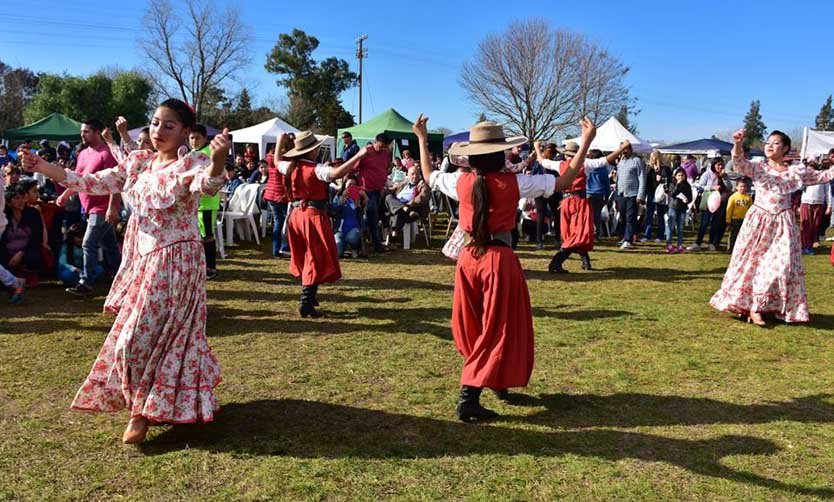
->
<box><xmin>210</xmin><ymin>129</ymin><xmax>231</xmax><ymax>165</ymax></box>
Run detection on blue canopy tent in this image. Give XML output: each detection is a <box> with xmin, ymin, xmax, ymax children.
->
<box><xmin>443</xmin><ymin>131</ymin><xmax>469</xmax><ymax>151</ymax></box>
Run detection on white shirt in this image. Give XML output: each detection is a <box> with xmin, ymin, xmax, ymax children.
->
<box><xmin>276</xmin><ymin>160</ymin><xmax>331</xmax><ymax>182</ymax></box>
<box><xmin>539</xmin><ymin>157</ymin><xmax>610</xmax><ymax>174</ymax></box>
<box><xmin>429</xmin><ymin>170</ymin><xmax>556</xmax><ymax>201</ymax></box>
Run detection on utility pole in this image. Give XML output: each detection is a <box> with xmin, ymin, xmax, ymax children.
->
<box><xmin>356</xmin><ymin>34</ymin><xmax>368</xmax><ymax>123</ymax></box>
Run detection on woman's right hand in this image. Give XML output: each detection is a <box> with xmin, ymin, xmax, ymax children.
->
<box><xmin>732</xmin><ymin>129</ymin><xmax>745</xmax><ymax>146</ymax></box>
<box><xmin>19</xmin><ymin>149</ymin><xmax>46</xmax><ymax>174</ymax></box>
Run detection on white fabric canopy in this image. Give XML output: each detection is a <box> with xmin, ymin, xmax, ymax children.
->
<box><xmin>565</xmin><ymin>117</ymin><xmax>653</xmax><ymax>154</ymax></box>
<box><xmin>229</xmin><ymin>117</ymin><xmax>300</xmax><ymax>160</ymax></box>
<box><xmin>800</xmin><ymin>127</ymin><xmax>834</xmax><ymax>159</ymax></box>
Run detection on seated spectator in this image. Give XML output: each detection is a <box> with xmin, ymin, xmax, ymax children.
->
<box><xmin>333</xmin><ymin>176</ymin><xmax>366</xmax><ymax>258</ymax></box>
<box><xmin>56</xmin><ymin>141</ymin><xmax>72</xmax><ymax>162</ymax></box>
<box><xmin>4</xmin><ymin>164</ymin><xmax>21</xmax><ymax>186</ymax></box>
<box><xmin>401</xmin><ymin>149</ymin><xmax>416</xmax><ymax>169</ymax></box>
<box><xmin>243</xmin><ymin>158</ymin><xmax>258</xmax><ymax>181</ymax></box>
<box><xmin>233</xmin><ymin>153</ymin><xmax>247</xmax><ymax>179</ymax></box>
<box><xmin>38</xmin><ymin>139</ymin><xmax>57</xmax><ymax>162</ymax></box>
<box><xmin>385</xmin><ymin>166</ymin><xmax>430</xmax><ymax>234</ymax></box>
<box><xmin>0</xmin><ymin>145</ymin><xmax>13</xmax><ymax>168</ymax></box>
<box><xmin>248</xmin><ymin>159</ymin><xmax>268</xmax><ymax>184</ymax></box>
<box><xmin>243</xmin><ymin>143</ymin><xmax>258</xmax><ymax>163</ymax></box>
<box><xmin>223</xmin><ymin>163</ymin><xmax>244</xmax><ymax>196</ymax></box>
<box><xmin>1</xmin><ymin>183</ymin><xmax>44</xmax><ymax>283</ymax></box>
<box><xmin>58</xmin><ymin>223</ymin><xmax>104</xmax><ymax>286</ymax></box>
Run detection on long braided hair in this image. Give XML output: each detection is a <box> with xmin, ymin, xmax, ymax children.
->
<box><xmin>467</xmin><ymin>151</ymin><xmax>505</xmax><ymax>258</ymax></box>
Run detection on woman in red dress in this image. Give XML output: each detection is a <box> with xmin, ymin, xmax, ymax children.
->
<box><xmin>414</xmin><ymin>114</ymin><xmax>596</xmax><ymax>422</ymax></box>
<box><xmin>276</xmin><ymin>132</ymin><xmax>368</xmax><ymax>317</ymax></box>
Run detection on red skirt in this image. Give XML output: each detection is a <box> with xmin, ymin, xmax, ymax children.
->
<box><xmin>287</xmin><ymin>207</ymin><xmax>342</xmax><ymax>286</ymax></box>
<box><xmin>452</xmin><ymin>245</ymin><xmax>534</xmax><ymax>389</ymax></box>
<box><xmin>560</xmin><ymin>196</ymin><xmax>594</xmax><ymax>252</ymax></box>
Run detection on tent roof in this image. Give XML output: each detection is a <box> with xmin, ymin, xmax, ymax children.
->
<box><xmin>339</xmin><ymin>108</ymin><xmax>442</xmax><ymax>140</ymax></box>
<box><xmin>3</xmin><ymin>112</ymin><xmax>83</xmax><ymax>141</ymax></box>
<box><xmin>657</xmin><ymin>138</ymin><xmax>734</xmax><ymax>155</ymax></box>
<box><xmin>443</xmin><ymin>131</ymin><xmax>470</xmax><ymax>151</ymax></box>
<box><xmin>228</xmin><ymin>117</ymin><xmax>300</xmax><ymax>142</ymax></box>
<box><xmin>565</xmin><ymin>117</ymin><xmax>652</xmax><ymax>154</ymax></box>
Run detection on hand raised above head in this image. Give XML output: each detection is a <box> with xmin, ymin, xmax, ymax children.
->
<box><xmin>210</xmin><ymin>128</ymin><xmax>231</xmax><ymax>164</ymax></box>
<box><xmin>115</xmin><ymin>116</ymin><xmax>129</xmax><ymax>135</ymax></box>
<box><xmin>732</xmin><ymin>129</ymin><xmax>745</xmax><ymax>145</ymax></box>
<box><xmin>412</xmin><ymin>113</ymin><xmax>429</xmax><ymax>140</ymax></box>
<box><xmin>579</xmin><ymin>116</ymin><xmax>596</xmax><ymax>141</ymax></box>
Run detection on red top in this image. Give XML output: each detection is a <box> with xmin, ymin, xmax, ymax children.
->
<box><xmin>264</xmin><ymin>153</ymin><xmax>288</xmax><ymax>203</ymax></box>
<box><xmin>355</xmin><ymin>148</ymin><xmax>390</xmax><ymax>191</ymax></box>
<box><xmin>560</xmin><ymin>160</ymin><xmax>587</xmax><ymax>193</ymax></box>
<box><xmin>289</xmin><ymin>160</ymin><xmax>328</xmax><ymax>202</ymax></box>
<box><xmin>75</xmin><ymin>143</ymin><xmax>118</xmax><ymax>214</ymax></box>
<box><xmin>456</xmin><ymin>172</ymin><xmax>519</xmax><ymax>234</ymax></box>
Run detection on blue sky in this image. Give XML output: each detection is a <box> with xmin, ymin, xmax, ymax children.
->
<box><xmin>3</xmin><ymin>0</ymin><xmax>833</xmax><ymax>142</ymax></box>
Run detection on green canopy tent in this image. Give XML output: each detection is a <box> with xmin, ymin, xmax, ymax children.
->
<box><xmin>3</xmin><ymin>112</ymin><xmax>83</xmax><ymax>142</ymax></box>
<box><xmin>337</xmin><ymin>108</ymin><xmax>443</xmax><ymax>161</ymax></box>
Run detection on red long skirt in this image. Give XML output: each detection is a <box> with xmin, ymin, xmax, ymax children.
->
<box><xmin>799</xmin><ymin>203</ymin><xmax>824</xmax><ymax>250</ymax></box>
<box><xmin>287</xmin><ymin>207</ymin><xmax>342</xmax><ymax>286</ymax></box>
<box><xmin>452</xmin><ymin>245</ymin><xmax>534</xmax><ymax>389</ymax></box>
<box><xmin>560</xmin><ymin>196</ymin><xmax>594</xmax><ymax>252</ymax></box>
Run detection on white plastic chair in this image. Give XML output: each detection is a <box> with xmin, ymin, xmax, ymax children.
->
<box><xmin>220</xmin><ymin>184</ymin><xmax>261</xmax><ymax>247</ymax></box>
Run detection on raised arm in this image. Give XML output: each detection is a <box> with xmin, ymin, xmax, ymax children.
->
<box><xmin>730</xmin><ymin>129</ymin><xmax>757</xmax><ymax>178</ymax></box>
<box><xmin>555</xmin><ymin>117</ymin><xmax>596</xmax><ymax>191</ymax></box>
<box><xmin>413</xmin><ymin>114</ymin><xmax>433</xmax><ymax>183</ymax></box>
<box><xmin>606</xmin><ymin>141</ymin><xmax>629</xmax><ymax>165</ymax></box>
<box><xmin>20</xmin><ymin>151</ymin><xmax>126</xmax><ymax>195</ymax></box>
<box><xmin>327</xmin><ymin>145</ymin><xmax>368</xmax><ymax>180</ymax></box>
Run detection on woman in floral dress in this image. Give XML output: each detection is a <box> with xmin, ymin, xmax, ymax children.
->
<box><xmin>710</xmin><ymin>129</ymin><xmax>834</xmax><ymax>326</ymax></box>
<box><xmin>21</xmin><ymin>99</ymin><xmax>230</xmax><ymax>443</ymax></box>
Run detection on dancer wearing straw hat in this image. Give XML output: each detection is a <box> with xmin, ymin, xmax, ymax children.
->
<box><xmin>537</xmin><ymin>140</ymin><xmax>630</xmax><ymax>273</ymax></box>
<box><xmin>413</xmin><ymin>114</ymin><xmax>596</xmax><ymax>422</ymax></box>
<box><xmin>277</xmin><ymin>131</ymin><xmax>369</xmax><ymax>318</ymax></box>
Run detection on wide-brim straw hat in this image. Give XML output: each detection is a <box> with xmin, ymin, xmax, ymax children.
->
<box><xmin>448</xmin><ymin>121</ymin><xmax>527</xmax><ymax>156</ymax></box>
<box><xmin>560</xmin><ymin>141</ymin><xmax>580</xmax><ymax>157</ymax></box>
<box><xmin>284</xmin><ymin>131</ymin><xmax>326</xmax><ymax>158</ymax></box>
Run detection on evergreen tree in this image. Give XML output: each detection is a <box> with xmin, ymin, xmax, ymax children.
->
<box><xmin>616</xmin><ymin>105</ymin><xmax>638</xmax><ymax>134</ymax></box>
<box><xmin>815</xmin><ymin>95</ymin><xmax>833</xmax><ymax>131</ymax></box>
<box><xmin>742</xmin><ymin>100</ymin><xmax>766</xmax><ymax>150</ymax></box>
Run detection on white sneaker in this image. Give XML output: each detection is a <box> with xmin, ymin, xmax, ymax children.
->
<box><xmin>351</xmin><ymin>249</ymin><xmax>359</xmax><ymax>259</ymax></box>
<box><xmin>654</xmin><ymin>238</ymin><xmax>662</xmax><ymax>243</ymax></box>
<box><xmin>620</xmin><ymin>241</ymin><xmax>634</xmax><ymax>250</ymax></box>
<box><xmin>639</xmin><ymin>238</ymin><xmax>648</xmax><ymax>243</ymax></box>
<box><xmin>708</xmin><ymin>244</ymin><xmax>717</xmax><ymax>251</ymax></box>
<box><xmin>687</xmin><ymin>244</ymin><xmax>701</xmax><ymax>251</ymax></box>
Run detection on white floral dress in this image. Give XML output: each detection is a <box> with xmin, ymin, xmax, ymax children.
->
<box><xmin>710</xmin><ymin>158</ymin><xmax>834</xmax><ymax>322</ymax></box>
<box><xmin>65</xmin><ymin>150</ymin><xmax>225</xmax><ymax>423</ymax></box>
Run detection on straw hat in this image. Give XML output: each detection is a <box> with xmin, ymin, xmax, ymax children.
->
<box><xmin>561</xmin><ymin>141</ymin><xmax>580</xmax><ymax>157</ymax></box>
<box><xmin>283</xmin><ymin>131</ymin><xmax>326</xmax><ymax>158</ymax></box>
<box><xmin>448</xmin><ymin>121</ymin><xmax>527</xmax><ymax>156</ymax></box>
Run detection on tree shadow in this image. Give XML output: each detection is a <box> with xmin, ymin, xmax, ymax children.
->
<box><xmin>337</xmin><ymin>277</ymin><xmax>454</xmax><ymax>292</ymax></box>
<box><xmin>139</xmin><ymin>399</ymin><xmax>834</xmax><ymax>498</ymax></box>
<box><xmin>525</xmin><ymin>266</ymin><xmax>727</xmax><ymax>284</ymax></box>
<box><xmin>505</xmin><ymin>393</ymin><xmax>834</xmax><ymax>429</ymax></box>
<box><xmin>531</xmin><ymin>307</ymin><xmax>634</xmax><ymax>321</ymax></box>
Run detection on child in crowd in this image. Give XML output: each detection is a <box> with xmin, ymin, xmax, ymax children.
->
<box><xmin>725</xmin><ymin>179</ymin><xmax>753</xmax><ymax>253</ymax></box>
<box><xmin>0</xmin><ymin>178</ymin><xmax>25</xmax><ymax>303</ymax></box>
<box><xmin>58</xmin><ymin>223</ymin><xmax>104</xmax><ymax>285</ymax></box>
<box><xmin>333</xmin><ymin>175</ymin><xmax>367</xmax><ymax>258</ymax></box>
<box><xmin>666</xmin><ymin>167</ymin><xmax>692</xmax><ymax>253</ymax></box>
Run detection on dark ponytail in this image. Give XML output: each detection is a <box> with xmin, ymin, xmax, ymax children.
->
<box><xmin>467</xmin><ymin>151</ymin><xmax>504</xmax><ymax>258</ymax></box>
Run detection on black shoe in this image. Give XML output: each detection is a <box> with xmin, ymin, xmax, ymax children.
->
<box><xmin>455</xmin><ymin>386</ymin><xmax>499</xmax><ymax>423</ymax></box>
<box><xmin>206</xmin><ymin>269</ymin><xmax>218</xmax><ymax>280</ymax></box>
<box><xmin>580</xmin><ymin>256</ymin><xmax>592</xmax><ymax>270</ymax></box>
<box><xmin>66</xmin><ymin>283</ymin><xmax>93</xmax><ymax>296</ymax></box>
<box><xmin>299</xmin><ymin>306</ymin><xmax>324</xmax><ymax>318</ymax></box>
<box><xmin>548</xmin><ymin>262</ymin><xmax>569</xmax><ymax>274</ymax></box>
<box><xmin>492</xmin><ymin>389</ymin><xmax>510</xmax><ymax>401</ymax></box>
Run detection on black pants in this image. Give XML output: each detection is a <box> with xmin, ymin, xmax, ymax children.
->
<box><xmin>728</xmin><ymin>219</ymin><xmax>743</xmax><ymax>253</ymax></box>
<box><xmin>535</xmin><ymin>193</ymin><xmax>560</xmax><ymax>244</ymax></box>
<box><xmin>588</xmin><ymin>194</ymin><xmax>606</xmax><ymax>238</ymax></box>
<box><xmin>619</xmin><ymin>196</ymin><xmax>638</xmax><ymax>242</ymax></box>
<box><xmin>201</xmin><ymin>210</ymin><xmax>216</xmax><ymax>270</ymax></box>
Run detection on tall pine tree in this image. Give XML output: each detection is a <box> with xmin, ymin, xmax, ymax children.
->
<box><xmin>742</xmin><ymin>100</ymin><xmax>766</xmax><ymax>150</ymax></box>
<box><xmin>815</xmin><ymin>95</ymin><xmax>833</xmax><ymax>131</ymax></box>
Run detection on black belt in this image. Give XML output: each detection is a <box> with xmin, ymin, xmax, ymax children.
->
<box><xmin>291</xmin><ymin>199</ymin><xmax>327</xmax><ymax>210</ymax></box>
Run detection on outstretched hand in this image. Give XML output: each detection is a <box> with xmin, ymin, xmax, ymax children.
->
<box><xmin>102</xmin><ymin>127</ymin><xmax>114</xmax><ymax>145</ymax></box>
<box><xmin>732</xmin><ymin>129</ymin><xmax>745</xmax><ymax>146</ymax></box>
<box><xmin>19</xmin><ymin>149</ymin><xmax>44</xmax><ymax>173</ymax></box>
<box><xmin>115</xmin><ymin>116</ymin><xmax>129</xmax><ymax>136</ymax></box>
<box><xmin>210</xmin><ymin>128</ymin><xmax>231</xmax><ymax>164</ymax></box>
<box><xmin>412</xmin><ymin>113</ymin><xmax>429</xmax><ymax>141</ymax></box>
<box><xmin>579</xmin><ymin>116</ymin><xmax>596</xmax><ymax>143</ymax></box>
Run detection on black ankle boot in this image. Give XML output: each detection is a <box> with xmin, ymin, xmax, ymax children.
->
<box><xmin>299</xmin><ymin>286</ymin><xmax>322</xmax><ymax>318</ymax></box>
<box><xmin>548</xmin><ymin>250</ymin><xmax>570</xmax><ymax>274</ymax></box>
<box><xmin>456</xmin><ymin>386</ymin><xmax>498</xmax><ymax>423</ymax></box>
<box><xmin>580</xmin><ymin>253</ymin><xmax>592</xmax><ymax>270</ymax></box>
<box><xmin>492</xmin><ymin>388</ymin><xmax>510</xmax><ymax>401</ymax></box>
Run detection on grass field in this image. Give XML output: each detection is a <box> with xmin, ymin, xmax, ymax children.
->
<box><xmin>2</xmin><ymin>229</ymin><xmax>834</xmax><ymax>501</ymax></box>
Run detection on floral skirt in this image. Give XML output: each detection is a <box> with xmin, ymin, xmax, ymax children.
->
<box><xmin>71</xmin><ymin>240</ymin><xmax>221</xmax><ymax>423</ymax></box>
<box><xmin>709</xmin><ymin>206</ymin><xmax>809</xmax><ymax>322</ymax></box>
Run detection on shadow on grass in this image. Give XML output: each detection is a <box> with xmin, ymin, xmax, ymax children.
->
<box><xmin>525</xmin><ymin>266</ymin><xmax>727</xmax><ymax>283</ymax></box>
<box><xmin>506</xmin><ymin>393</ymin><xmax>834</xmax><ymax>429</ymax></box>
<box><xmin>140</xmin><ymin>399</ymin><xmax>834</xmax><ymax>498</ymax></box>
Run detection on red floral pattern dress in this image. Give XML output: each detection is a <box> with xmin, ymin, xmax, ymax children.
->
<box><xmin>710</xmin><ymin>158</ymin><xmax>834</xmax><ymax>322</ymax></box>
<box><xmin>64</xmin><ymin>150</ymin><xmax>226</xmax><ymax>423</ymax></box>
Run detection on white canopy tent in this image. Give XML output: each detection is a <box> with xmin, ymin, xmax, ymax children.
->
<box><xmin>228</xmin><ymin>117</ymin><xmax>336</xmax><ymax>162</ymax></box>
<box><xmin>800</xmin><ymin>127</ymin><xmax>834</xmax><ymax>159</ymax></box>
<box><xmin>564</xmin><ymin>117</ymin><xmax>653</xmax><ymax>154</ymax></box>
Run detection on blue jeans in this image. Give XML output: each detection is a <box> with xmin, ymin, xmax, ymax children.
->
<box><xmin>267</xmin><ymin>201</ymin><xmax>290</xmax><ymax>256</ymax></box>
<box><xmin>81</xmin><ymin>213</ymin><xmax>121</xmax><ymax>285</ymax></box>
<box><xmin>59</xmin><ymin>264</ymin><xmax>104</xmax><ymax>285</ymax></box>
<box><xmin>365</xmin><ymin>191</ymin><xmax>383</xmax><ymax>251</ymax></box>
<box><xmin>666</xmin><ymin>207</ymin><xmax>686</xmax><ymax>246</ymax></box>
<box><xmin>335</xmin><ymin>228</ymin><xmax>361</xmax><ymax>256</ymax></box>
<box><xmin>654</xmin><ymin>204</ymin><xmax>668</xmax><ymax>240</ymax></box>
<box><xmin>642</xmin><ymin>200</ymin><xmax>656</xmax><ymax>239</ymax></box>
<box><xmin>695</xmin><ymin>209</ymin><xmax>713</xmax><ymax>246</ymax></box>
<box><xmin>619</xmin><ymin>196</ymin><xmax>638</xmax><ymax>242</ymax></box>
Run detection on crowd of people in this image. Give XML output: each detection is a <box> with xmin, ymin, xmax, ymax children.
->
<box><xmin>4</xmin><ymin>96</ymin><xmax>834</xmax><ymax>444</ymax></box>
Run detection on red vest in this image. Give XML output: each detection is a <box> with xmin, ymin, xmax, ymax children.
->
<box><xmin>457</xmin><ymin>172</ymin><xmax>519</xmax><ymax>234</ymax></box>
<box><xmin>264</xmin><ymin>154</ymin><xmax>288</xmax><ymax>203</ymax></box>
<box><xmin>560</xmin><ymin>160</ymin><xmax>587</xmax><ymax>193</ymax></box>
<box><xmin>290</xmin><ymin>160</ymin><xmax>328</xmax><ymax>201</ymax></box>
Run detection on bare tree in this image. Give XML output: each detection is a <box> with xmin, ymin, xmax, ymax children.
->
<box><xmin>460</xmin><ymin>19</ymin><xmax>632</xmax><ymax>141</ymax></box>
<box><xmin>139</xmin><ymin>0</ymin><xmax>251</xmax><ymax>120</ymax></box>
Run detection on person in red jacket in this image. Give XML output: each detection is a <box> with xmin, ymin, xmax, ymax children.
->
<box><xmin>277</xmin><ymin>132</ymin><xmax>369</xmax><ymax>317</ymax></box>
<box><xmin>414</xmin><ymin>114</ymin><xmax>596</xmax><ymax>422</ymax></box>
<box><xmin>264</xmin><ymin>135</ymin><xmax>295</xmax><ymax>257</ymax></box>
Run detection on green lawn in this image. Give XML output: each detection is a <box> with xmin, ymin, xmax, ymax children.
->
<box><xmin>2</xmin><ymin>230</ymin><xmax>834</xmax><ymax>501</ymax></box>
